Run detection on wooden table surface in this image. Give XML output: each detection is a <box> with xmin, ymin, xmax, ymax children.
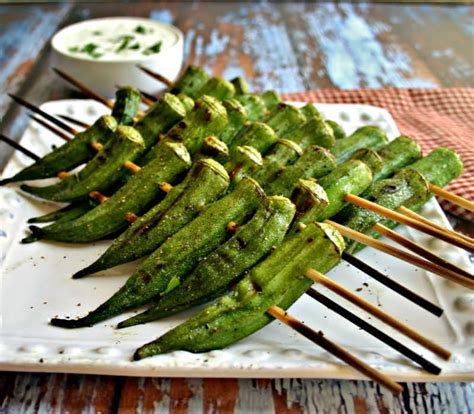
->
<box><xmin>0</xmin><ymin>2</ymin><xmax>473</xmax><ymax>413</ymax></box>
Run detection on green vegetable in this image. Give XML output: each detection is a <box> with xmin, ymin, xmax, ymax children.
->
<box><xmin>326</xmin><ymin>120</ymin><xmax>346</xmax><ymax>140</ymax></box>
<box><xmin>218</xmin><ymin>99</ymin><xmax>248</xmax><ymax>144</ymax></box>
<box><xmin>284</xmin><ymin>119</ymin><xmax>335</xmax><ymax>150</ymax></box>
<box><xmin>134</xmin><ymin>25</ymin><xmax>147</xmax><ymax>34</ymax></box>
<box><xmin>24</xmin><ymin>141</ymin><xmax>191</xmax><ymax>243</ymax></box>
<box><xmin>118</xmin><ymin>195</ymin><xmax>296</xmax><ymax>327</ymax></box>
<box><xmin>300</xmin><ymin>103</ymin><xmax>322</xmax><ymax>121</ymax></box>
<box><xmin>252</xmin><ymin>139</ymin><xmax>302</xmax><ymax>185</ymax></box>
<box><xmin>50</xmin><ymin>178</ymin><xmax>265</xmax><ymax>327</ymax></box>
<box><xmin>27</xmin><ymin>199</ymin><xmax>99</xmax><ymax>224</ymax></box>
<box><xmin>230</xmin><ymin>77</ymin><xmax>249</xmax><ymax>95</ymax></box>
<box><xmin>116</xmin><ymin>35</ymin><xmax>135</xmax><ymax>52</ymax></box>
<box><xmin>111</xmin><ymin>86</ymin><xmax>142</xmax><ymax>126</ymax></box>
<box><xmin>266</xmin><ymin>146</ymin><xmax>337</xmax><ymax>197</ymax></box>
<box><xmin>21</xmin><ymin>126</ymin><xmax>145</xmax><ymax>203</ymax></box>
<box><xmin>2</xmin><ymin>115</ymin><xmax>117</xmax><ymax>183</ymax></box>
<box><xmin>261</xmin><ymin>91</ymin><xmax>281</xmax><ymax>112</ymax></box>
<box><xmin>170</xmin><ymin>65</ymin><xmax>210</xmax><ymax>98</ymax></box>
<box><xmin>228</xmin><ymin>121</ymin><xmax>277</xmax><ymax>154</ymax></box>
<box><xmin>73</xmin><ymin>158</ymin><xmax>230</xmax><ymax>278</ymax></box>
<box><xmin>234</xmin><ymin>94</ymin><xmax>267</xmax><ymax>121</ymax></box>
<box><xmin>296</xmin><ymin>159</ymin><xmax>373</xmax><ymax>226</ymax></box>
<box><xmin>133</xmin><ymin>222</ymin><xmax>343</xmax><ymax>358</ymax></box>
<box><xmin>265</xmin><ymin>103</ymin><xmax>305</xmax><ymax>136</ymax></box>
<box><xmin>331</xmin><ymin>126</ymin><xmax>388</xmax><ymax>162</ymax></box>
<box><xmin>196</xmin><ymin>78</ymin><xmax>235</xmax><ymax>101</ymax></box>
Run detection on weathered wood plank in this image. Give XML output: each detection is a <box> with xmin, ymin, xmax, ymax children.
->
<box><xmin>0</xmin><ymin>4</ymin><xmax>71</xmax><ymax>116</ymax></box>
<box><xmin>281</xmin><ymin>3</ymin><xmax>442</xmax><ymax>89</ymax></box>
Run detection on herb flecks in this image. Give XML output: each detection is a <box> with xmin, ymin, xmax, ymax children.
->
<box><xmin>116</xmin><ymin>35</ymin><xmax>135</xmax><ymax>52</ymax></box>
<box><xmin>135</xmin><ymin>25</ymin><xmax>147</xmax><ymax>34</ymax></box>
<box><xmin>81</xmin><ymin>43</ymin><xmax>103</xmax><ymax>59</ymax></box>
<box><xmin>143</xmin><ymin>41</ymin><xmax>162</xmax><ymax>56</ymax></box>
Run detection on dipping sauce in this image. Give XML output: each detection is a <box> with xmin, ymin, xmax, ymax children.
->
<box><xmin>54</xmin><ymin>18</ymin><xmax>180</xmax><ymax>61</ymax></box>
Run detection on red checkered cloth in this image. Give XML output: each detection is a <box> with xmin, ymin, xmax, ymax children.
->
<box><xmin>284</xmin><ymin>88</ymin><xmax>474</xmax><ymax>222</ymax></box>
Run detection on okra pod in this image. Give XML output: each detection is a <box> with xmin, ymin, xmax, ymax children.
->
<box><xmin>24</xmin><ymin>141</ymin><xmax>192</xmax><ymax>243</ymax></box>
<box><xmin>118</xmin><ymin>195</ymin><xmax>296</xmax><ymax>327</ymax></box>
<box><xmin>21</xmin><ymin>126</ymin><xmax>145</xmax><ymax>202</ymax></box>
<box><xmin>284</xmin><ymin>118</ymin><xmax>335</xmax><ymax>150</ymax></box>
<box><xmin>234</xmin><ymin>94</ymin><xmax>267</xmax><ymax>121</ymax></box>
<box><xmin>296</xmin><ymin>159</ymin><xmax>373</xmax><ymax>226</ymax></box>
<box><xmin>50</xmin><ymin>178</ymin><xmax>265</xmax><ymax>327</ymax></box>
<box><xmin>111</xmin><ymin>86</ymin><xmax>142</xmax><ymax>126</ymax></box>
<box><xmin>326</xmin><ymin>120</ymin><xmax>346</xmax><ymax>140</ymax></box>
<box><xmin>228</xmin><ymin>122</ymin><xmax>278</xmax><ymax>154</ymax></box>
<box><xmin>134</xmin><ymin>222</ymin><xmax>344</xmax><ymax>358</ymax></box>
<box><xmin>331</xmin><ymin>126</ymin><xmax>388</xmax><ymax>162</ymax></box>
<box><xmin>265</xmin><ymin>146</ymin><xmax>337</xmax><ymax>197</ymax></box>
<box><xmin>290</xmin><ymin>179</ymin><xmax>329</xmax><ymax>227</ymax></box>
<box><xmin>4</xmin><ymin>115</ymin><xmax>117</xmax><ymax>183</ymax></box>
<box><xmin>217</xmin><ymin>99</ymin><xmax>248</xmax><ymax>144</ymax></box>
<box><xmin>176</xmin><ymin>93</ymin><xmax>195</xmax><ymax>114</ymax></box>
<box><xmin>251</xmin><ymin>139</ymin><xmax>303</xmax><ymax>186</ymax></box>
<box><xmin>196</xmin><ymin>78</ymin><xmax>235</xmax><ymax>101</ymax></box>
<box><xmin>73</xmin><ymin>159</ymin><xmax>230</xmax><ymax>278</ymax></box>
<box><xmin>134</xmin><ymin>93</ymin><xmax>186</xmax><ymax>150</ymax></box>
<box><xmin>230</xmin><ymin>77</ymin><xmax>249</xmax><ymax>95</ymax></box>
<box><xmin>300</xmin><ymin>103</ymin><xmax>322</xmax><ymax>121</ymax></box>
<box><xmin>27</xmin><ymin>199</ymin><xmax>99</xmax><ymax>224</ymax></box>
<box><xmin>260</xmin><ymin>90</ymin><xmax>281</xmax><ymax>112</ymax></box>
<box><xmin>169</xmin><ymin>65</ymin><xmax>210</xmax><ymax>98</ymax></box>
<box><xmin>265</xmin><ymin>103</ymin><xmax>306</xmax><ymax>136</ymax></box>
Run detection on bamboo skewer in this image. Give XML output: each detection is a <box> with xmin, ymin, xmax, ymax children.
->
<box><xmin>8</xmin><ymin>94</ymin><xmax>78</xmax><ymax>135</ymax></box>
<box><xmin>137</xmin><ymin>65</ymin><xmax>173</xmax><ymax>87</ymax></box>
<box><xmin>56</xmin><ymin>114</ymin><xmax>91</xmax><ymax>129</ymax></box>
<box><xmin>373</xmin><ymin>223</ymin><xmax>473</xmax><ymax>280</ymax></box>
<box><xmin>305</xmin><ymin>289</ymin><xmax>442</xmax><ymax>375</ymax></box>
<box><xmin>267</xmin><ymin>306</ymin><xmax>403</xmax><ymax>394</ymax></box>
<box><xmin>53</xmin><ymin>68</ymin><xmax>113</xmax><ymax>110</ymax></box>
<box><xmin>345</xmin><ymin>194</ymin><xmax>474</xmax><ymax>253</ymax></box>
<box><xmin>398</xmin><ymin>206</ymin><xmax>474</xmax><ymax>245</ymax></box>
<box><xmin>138</xmin><ymin>88</ymin><xmax>158</xmax><ymax>103</ymax></box>
<box><xmin>305</xmin><ymin>269</ymin><xmax>452</xmax><ymax>360</ymax></box>
<box><xmin>341</xmin><ymin>252</ymin><xmax>444</xmax><ymax>317</ymax></box>
<box><xmin>29</xmin><ymin>115</ymin><xmax>72</xmax><ymax>142</ymax></box>
<box><xmin>326</xmin><ymin>220</ymin><xmax>474</xmax><ymax>290</ymax></box>
<box><xmin>429</xmin><ymin>184</ymin><xmax>474</xmax><ymax>213</ymax></box>
<box><xmin>0</xmin><ymin>134</ymin><xmax>39</xmax><ymax>161</ymax></box>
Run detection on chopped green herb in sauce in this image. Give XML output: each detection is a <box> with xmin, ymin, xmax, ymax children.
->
<box><xmin>143</xmin><ymin>41</ymin><xmax>162</xmax><ymax>55</ymax></box>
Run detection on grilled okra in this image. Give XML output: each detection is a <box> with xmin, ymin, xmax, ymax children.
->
<box><xmin>50</xmin><ymin>178</ymin><xmax>265</xmax><ymax>327</ymax></box>
<box><xmin>111</xmin><ymin>86</ymin><xmax>141</xmax><ymax>125</ymax></box>
<box><xmin>133</xmin><ymin>222</ymin><xmax>344</xmax><ymax>358</ymax></box>
<box><xmin>118</xmin><ymin>195</ymin><xmax>296</xmax><ymax>327</ymax></box>
<box><xmin>331</xmin><ymin>126</ymin><xmax>388</xmax><ymax>162</ymax></box>
<box><xmin>21</xmin><ymin>126</ymin><xmax>145</xmax><ymax>202</ymax></box>
<box><xmin>4</xmin><ymin>115</ymin><xmax>117</xmax><ymax>183</ymax></box>
<box><xmin>73</xmin><ymin>159</ymin><xmax>230</xmax><ymax>278</ymax></box>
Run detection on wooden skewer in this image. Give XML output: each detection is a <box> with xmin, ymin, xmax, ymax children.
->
<box><xmin>138</xmin><ymin>88</ymin><xmax>158</xmax><ymax>103</ymax></box>
<box><xmin>326</xmin><ymin>220</ymin><xmax>474</xmax><ymax>290</ymax></box>
<box><xmin>345</xmin><ymin>194</ymin><xmax>474</xmax><ymax>253</ymax></box>
<box><xmin>56</xmin><ymin>114</ymin><xmax>91</xmax><ymax>129</ymax></box>
<box><xmin>342</xmin><ymin>252</ymin><xmax>444</xmax><ymax>317</ymax></box>
<box><xmin>267</xmin><ymin>306</ymin><xmax>403</xmax><ymax>394</ymax></box>
<box><xmin>305</xmin><ymin>289</ymin><xmax>442</xmax><ymax>375</ymax></box>
<box><xmin>138</xmin><ymin>65</ymin><xmax>173</xmax><ymax>87</ymax></box>
<box><xmin>8</xmin><ymin>94</ymin><xmax>78</xmax><ymax>135</ymax></box>
<box><xmin>398</xmin><ymin>206</ymin><xmax>474</xmax><ymax>245</ymax></box>
<box><xmin>89</xmin><ymin>191</ymin><xmax>108</xmax><ymax>203</ymax></box>
<box><xmin>159</xmin><ymin>182</ymin><xmax>173</xmax><ymax>193</ymax></box>
<box><xmin>430</xmin><ymin>184</ymin><xmax>474</xmax><ymax>213</ymax></box>
<box><xmin>53</xmin><ymin>68</ymin><xmax>145</xmax><ymax>118</ymax></box>
<box><xmin>53</xmin><ymin>68</ymin><xmax>113</xmax><ymax>109</ymax></box>
<box><xmin>373</xmin><ymin>223</ymin><xmax>473</xmax><ymax>280</ymax></box>
<box><xmin>0</xmin><ymin>134</ymin><xmax>39</xmax><ymax>161</ymax></box>
<box><xmin>305</xmin><ymin>269</ymin><xmax>452</xmax><ymax>360</ymax></box>
<box><xmin>29</xmin><ymin>115</ymin><xmax>72</xmax><ymax>142</ymax></box>
<box><xmin>124</xmin><ymin>160</ymin><xmax>142</xmax><ymax>174</ymax></box>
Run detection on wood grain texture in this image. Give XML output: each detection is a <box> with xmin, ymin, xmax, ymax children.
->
<box><xmin>1</xmin><ymin>2</ymin><xmax>473</xmax><ymax>413</ymax></box>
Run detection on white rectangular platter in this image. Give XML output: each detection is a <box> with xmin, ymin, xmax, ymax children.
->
<box><xmin>1</xmin><ymin>100</ymin><xmax>473</xmax><ymax>381</ymax></box>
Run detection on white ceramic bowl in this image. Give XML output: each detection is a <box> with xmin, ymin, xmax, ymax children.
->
<box><xmin>51</xmin><ymin>17</ymin><xmax>184</xmax><ymax>98</ymax></box>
